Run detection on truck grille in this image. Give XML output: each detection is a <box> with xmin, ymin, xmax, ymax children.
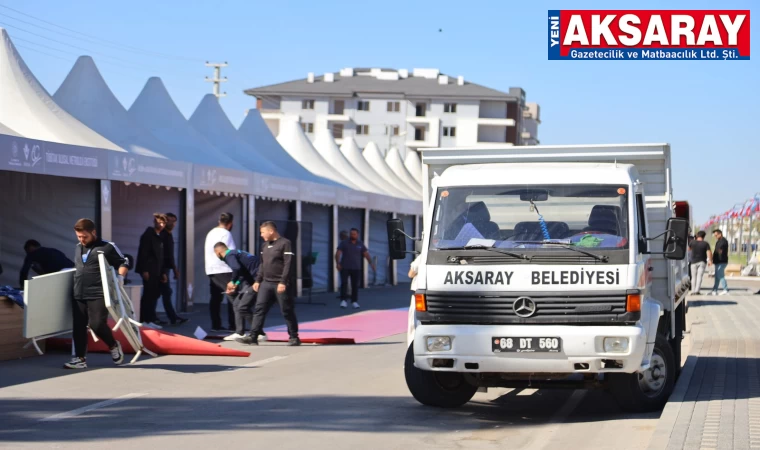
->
<box><xmin>421</xmin><ymin>291</ymin><xmax>634</xmax><ymax>325</ymax></box>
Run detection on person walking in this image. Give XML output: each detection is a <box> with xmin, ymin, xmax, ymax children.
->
<box><xmin>711</xmin><ymin>229</ymin><xmax>730</xmax><ymax>295</ymax></box>
<box><xmin>334</xmin><ymin>228</ymin><xmax>376</xmax><ymax>309</ymax></box>
<box><xmin>136</xmin><ymin>213</ymin><xmax>168</xmax><ymax>326</ymax></box>
<box><xmin>236</xmin><ymin>221</ymin><xmax>300</xmax><ymax>346</ymax></box>
<box><xmin>159</xmin><ymin>213</ymin><xmax>188</xmax><ymax>325</ymax></box>
<box><xmin>689</xmin><ymin>231</ymin><xmax>712</xmax><ymax>295</ymax></box>
<box><xmin>213</xmin><ymin>242</ymin><xmax>267</xmax><ymax>342</ymax></box>
<box><xmin>19</xmin><ymin>239</ymin><xmax>74</xmax><ymax>287</ymax></box>
<box><xmin>204</xmin><ymin>212</ymin><xmax>237</xmax><ymax>332</ymax></box>
<box><xmin>65</xmin><ymin>218</ymin><xmax>127</xmax><ymax>369</ymax></box>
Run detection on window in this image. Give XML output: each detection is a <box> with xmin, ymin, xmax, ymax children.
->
<box><xmin>387</xmin><ymin>126</ymin><xmax>400</xmax><ymax>136</ymax></box>
<box><xmin>356</xmin><ymin>125</ymin><xmax>369</xmax><ymax>135</ymax></box>
<box><xmin>302</xmin><ymin>99</ymin><xmax>315</xmax><ymax>110</ymax></box>
<box><xmin>415</xmin><ymin>103</ymin><xmax>426</xmax><ymax>117</ymax></box>
<box><xmin>636</xmin><ymin>193</ymin><xmax>648</xmax><ymax>254</ymax></box>
<box><xmin>332</xmin><ymin>123</ymin><xmax>344</xmax><ymax>139</ymax></box>
<box><xmin>444</xmin><ymin>103</ymin><xmax>457</xmax><ymax>113</ymax></box>
<box><xmin>387</xmin><ymin>101</ymin><xmax>400</xmax><ymax>112</ymax></box>
<box><xmin>414</xmin><ymin>126</ymin><xmax>426</xmax><ymax>141</ymax></box>
<box><xmin>357</xmin><ymin>100</ymin><xmax>370</xmax><ymax>111</ymax></box>
<box><xmin>333</xmin><ymin>100</ymin><xmax>345</xmax><ymax>115</ymax></box>
<box><xmin>443</xmin><ymin>126</ymin><xmax>456</xmax><ymax>137</ymax></box>
<box><xmin>301</xmin><ymin>122</ymin><xmax>314</xmax><ymax>133</ymax></box>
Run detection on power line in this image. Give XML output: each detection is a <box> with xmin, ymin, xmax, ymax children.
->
<box><xmin>0</xmin><ymin>3</ymin><xmax>200</xmax><ymax>62</ymax></box>
<box><xmin>14</xmin><ymin>43</ymin><xmax>72</xmax><ymax>62</ymax></box>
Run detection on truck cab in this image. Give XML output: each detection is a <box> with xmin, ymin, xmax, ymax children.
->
<box><xmin>388</xmin><ymin>144</ymin><xmax>691</xmax><ymax>412</ymax></box>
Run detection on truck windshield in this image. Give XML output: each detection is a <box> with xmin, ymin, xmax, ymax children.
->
<box><xmin>430</xmin><ymin>184</ymin><xmax>630</xmax><ymax>250</ymax></box>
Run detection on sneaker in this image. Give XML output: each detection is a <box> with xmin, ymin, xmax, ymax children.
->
<box><xmin>352</xmin><ymin>302</ymin><xmax>360</xmax><ymax>309</ymax></box>
<box><xmin>340</xmin><ymin>300</ymin><xmax>348</xmax><ymax>308</ymax></box>
<box><xmin>288</xmin><ymin>337</ymin><xmax>302</xmax><ymax>346</ymax></box>
<box><xmin>720</xmin><ymin>290</ymin><xmax>730</xmax><ymax>296</ymax></box>
<box><xmin>171</xmin><ymin>317</ymin><xmax>189</xmax><ymax>325</ymax></box>
<box><xmin>110</xmin><ymin>341</ymin><xmax>124</xmax><ymax>365</ymax></box>
<box><xmin>710</xmin><ymin>291</ymin><xmax>718</xmax><ymax>296</ymax></box>
<box><xmin>145</xmin><ymin>322</ymin><xmax>163</xmax><ymax>330</ymax></box>
<box><xmin>223</xmin><ymin>333</ymin><xmax>244</xmax><ymax>341</ymax></box>
<box><xmin>235</xmin><ymin>335</ymin><xmax>258</xmax><ymax>345</ymax></box>
<box><xmin>257</xmin><ymin>333</ymin><xmax>268</xmax><ymax>342</ymax></box>
<box><xmin>64</xmin><ymin>357</ymin><xmax>87</xmax><ymax>369</ymax></box>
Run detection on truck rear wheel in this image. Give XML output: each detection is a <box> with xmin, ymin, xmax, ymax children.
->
<box><xmin>404</xmin><ymin>344</ymin><xmax>478</xmax><ymax>408</ymax></box>
<box><xmin>608</xmin><ymin>334</ymin><xmax>676</xmax><ymax>413</ymax></box>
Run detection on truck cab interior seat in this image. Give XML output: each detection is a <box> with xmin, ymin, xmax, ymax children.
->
<box><xmin>584</xmin><ymin>205</ymin><xmax>622</xmax><ymax>235</ymax></box>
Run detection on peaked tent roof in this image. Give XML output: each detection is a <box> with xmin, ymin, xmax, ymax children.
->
<box><xmin>276</xmin><ymin>117</ymin><xmax>356</xmax><ymax>189</ymax></box>
<box><xmin>404</xmin><ymin>150</ymin><xmax>423</xmax><ymax>185</ymax></box>
<box><xmin>339</xmin><ymin>137</ymin><xmax>408</xmax><ymax>199</ymax></box>
<box><xmin>127</xmin><ymin>77</ymin><xmax>240</xmax><ymax>169</ymax></box>
<box><xmin>188</xmin><ymin>94</ymin><xmax>291</xmax><ymax>177</ymax></box>
<box><xmin>53</xmin><ymin>56</ymin><xmax>180</xmax><ymax>160</ymax></box>
<box><xmin>385</xmin><ymin>146</ymin><xmax>422</xmax><ymax>193</ymax></box>
<box><xmin>0</xmin><ymin>121</ymin><xmax>20</xmax><ymax>137</ymax></box>
<box><xmin>313</xmin><ymin>132</ymin><xmax>385</xmax><ymax>194</ymax></box>
<box><xmin>237</xmin><ymin>110</ymin><xmax>340</xmax><ymax>186</ymax></box>
<box><xmin>0</xmin><ymin>29</ymin><xmax>124</xmax><ymax>151</ymax></box>
<box><xmin>363</xmin><ymin>142</ymin><xmax>420</xmax><ymax>200</ymax></box>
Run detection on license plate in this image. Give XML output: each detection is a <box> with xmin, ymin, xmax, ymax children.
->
<box><xmin>492</xmin><ymin>337</ymin><xmax>562</xmax><ymax>353</ymax></box>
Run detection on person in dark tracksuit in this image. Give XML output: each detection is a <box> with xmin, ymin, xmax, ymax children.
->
<box><xmin>213</xmin><ymin>243</ymin><xmax>266</xmax><ymax>341</ymax></box>
<box><xmin>136</xmin><ymin>213</ymin><xmax>167</xmax><ymax>325</ymax></box>
<box><xmin>65</xmin><ymin>218</ymin><xmax>127</xmax><ymax>369</ymax></box>
<box><xmin>236</xmin><ymin>221</ymin><xmax>300</xmax><ymax>346</ymax></box>
<box><xmin>19</xmin><ymin>239</ymin><xmax>74</xmax><ymax>287</ymax></box>
<box><xmin>335</xmin><ymin>228</ymin><xmax>376</xmax><ymax>309</ymax></box>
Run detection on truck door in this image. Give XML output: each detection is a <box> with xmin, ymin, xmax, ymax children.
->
<box><xmin>634</xmin><ymin>185</ymin><xmax>653</xmax><ymax>297</ymax></box>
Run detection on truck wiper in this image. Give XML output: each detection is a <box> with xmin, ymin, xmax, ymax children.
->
<box><xmin>437</xmin><ymin>244</ymin><xmax>530</xmax><ymax>261</ymax></box>
<box><xmin>514</xmin><ymin>241</ymin><xmax>609</xmax><ymax>262</ymax></box>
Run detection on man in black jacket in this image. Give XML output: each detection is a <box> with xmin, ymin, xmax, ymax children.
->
<box><xmin>711</xmin><ymin>229</ymin><xmax>730</xmax><ymax>295</ymax></box>
<box><xmin>65</xmin><ymin>218</ymin><xmax>127</xmax><ymax>369</ymax></box>
<box><xmin>19</xmin><ymin>239</ymin><xmax>74</xmax><ymax>287</ymax></box>
<box><xmin>159</xmin><ymin>213</ymin><xmax>187</xmax><ymax>325</ymax></box>
<box><xmin>236</xmin><ymin>221</ymin><xmax>300</xmax><ymax>346</ymax></box>
<box><xmin>214</xmin><ymin>243</ymin><xmax>265</xmax><ymax>341</ymax></box>
<box><xmin>136</xmin><ymin>213</ymin><xmax>168</xmax><ymax>325</ymax></box>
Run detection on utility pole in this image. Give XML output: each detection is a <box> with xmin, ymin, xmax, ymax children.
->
<box><xmin>205</xmin><ymin>61</ymin><xmax>228</xmax><ymax>98</ymax></box>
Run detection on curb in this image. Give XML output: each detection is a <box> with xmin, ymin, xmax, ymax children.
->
<box><xmin>646</xmin><ymin>337</ymin><xmax>702</xmax><ymax>450</ymax></box>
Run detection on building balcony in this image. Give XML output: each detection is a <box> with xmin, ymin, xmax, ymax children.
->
<box><xmin>326</xmin><ymin>114</ymin><xmax>351</xmax><ymax>122</ymax></box>
<box><xmin>521</xmin><ymin>131</ymin><xmax>533</xmax><ymax>139</ymax></box>
<box><xmin>260</xmin><ymin>109</ymin><xmax>284</xmax><ymax>120</ymax></box>
<box><xmin>406</xmin><ymin>116</ymin><xmax>436</xmax><ymax>124</ymax></box>
<box><xmin>476</xmin><ymin>117</ymin><xmax>516</xmax><ymax>126</ymax></box>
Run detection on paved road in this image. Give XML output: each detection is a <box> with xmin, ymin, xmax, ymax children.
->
<box><xmin>2</xmin><ymin>284</ymin><xmax>746</xmax><ymax>450</ymax></box>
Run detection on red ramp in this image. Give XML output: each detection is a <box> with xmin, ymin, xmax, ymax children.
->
<box><xmin>263</xmin><ymin>308</ymin><xmax>408</xmax><ymax>344</ymax></box>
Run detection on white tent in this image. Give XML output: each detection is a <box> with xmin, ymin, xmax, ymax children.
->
<box><xmin>276</xmin><ymin>117</ymin><xmax>356</xmax><ymax>190</ymax></box>
<box><xmin>385</xmin><ymin>146</ymin><xmax>422</xmax><ymax>193</ymax></box>
<box><xmin>0</xmin><ymin>29</ymin><xmax>123</xmax><ymax>151</ymax></box>
<box><xmin>404</xmin><ymin>150</ymin><xmax>423</xmax><ymax>185</ymax></box>
<box><xmin>53</xmin><ymin>56</ymin><xmax>179</xmax><ymax>160</ymax></box>
<box><xmin>127</xmin><ymin>77</ymin><xmax>240</xmax><ymax>168</ymax></box>
<box><xmin>313</xmin><ymin>132</ymin><xmax>385</xmax><ymax>194</ymax></box>
<box><xmin>363</xmin><ymin>142</ymin><xmax>420</xmax><ymax>200</ymax></box>
<box><xmin>238</xmin><ymin>110</ymin><xmax>338</xmax><ymax>186</ymax></box>
<box><xmin>339</xmin><ymin>137</ymin><xmax>409</xmax><ymax>199</ymax></box>
<box><xmin>189</xmin><ymin>94</ymin><xmax>291</xmax><ymax>177</ymax></box>
<box><xmin>0</xmin><ymin>121</ymin><xmax>20</xmax><ymax>137</ymax></box>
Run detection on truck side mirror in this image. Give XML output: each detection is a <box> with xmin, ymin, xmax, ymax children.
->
<box><xmin>387</xmin><ymin>219</ymin><xmax>407</xmax><ymax>260</ymax></box>
<box><xmin>663</xmin><ymin>217</ymin><xmax>689</xmax><ymax>260</ymax></box>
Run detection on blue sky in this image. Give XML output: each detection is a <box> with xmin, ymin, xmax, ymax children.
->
<box><xmin>1</xmin><ymin>0</ymin><xmax>757</xmax><ymax>224</ymax></box>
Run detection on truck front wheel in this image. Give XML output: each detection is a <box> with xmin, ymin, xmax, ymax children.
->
<box><xmin>608</xmin><ymin>334</ymin><xmax>676</xmax><ymax>413</ymax></box>
<box><xmin>404</xmin><ymin>344</ymin><xmax>478</xmax><ymax>408</ymax></box>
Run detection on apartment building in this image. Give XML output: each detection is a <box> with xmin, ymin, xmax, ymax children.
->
<box><xmin>245</xmin><ymin>67</ymin><xmax>540</xmax><ymax>156</ymax></box>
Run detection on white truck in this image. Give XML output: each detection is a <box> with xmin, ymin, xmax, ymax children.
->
<box><xmin>387</xmin><ymin>144</ymin><xmax>692</xmax><ymax>412</ymax></box>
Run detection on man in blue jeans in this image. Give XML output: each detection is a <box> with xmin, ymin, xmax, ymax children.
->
<box><xmin>159</xmin><ymin>213</ymin><xmax>188</xmax><ymax>325</ymax></box>
<box><xmin>711</xmin><ymin>229</ymin><xmax>729</xmax><ymax>296</ymax></box>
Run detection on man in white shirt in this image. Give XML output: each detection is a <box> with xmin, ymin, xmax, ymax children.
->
<box><xmin>204</xmin><ymin>212</ymin><xmax>237</xmax><ymax>332</ymax></box>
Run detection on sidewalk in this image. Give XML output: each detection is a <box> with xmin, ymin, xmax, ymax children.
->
<box><xmin>648</xmin><ymin>287</ymin><xmax>760</xmax><ymax>450</ymax></box>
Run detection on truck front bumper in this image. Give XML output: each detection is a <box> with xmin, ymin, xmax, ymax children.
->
<box><xmin>413</xmin><ymin>324</ymin><xmax>647</xmax><ymax>374</ymax></box>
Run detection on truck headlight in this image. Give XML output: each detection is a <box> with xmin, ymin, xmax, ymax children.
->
<box><xmin>426</xmin><ymin>336</ymin><xmax>451</xmax><ymax>352</ymax></box>
<box><xmin>603</xmin><ymin>337</ymin><xmax>630</xmax><ymax>353</ymax></box>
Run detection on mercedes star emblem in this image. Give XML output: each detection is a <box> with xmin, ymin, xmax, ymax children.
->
<box><xmin>513</xmin><ymin>296</ymin><xmax>537</xmax><ymax>318</ymax></box>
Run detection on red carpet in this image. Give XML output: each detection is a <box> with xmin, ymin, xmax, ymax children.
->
<box><xmin>47</xmin><ymin>319</ymin><xmax>251</xmax><ymax>357</ymax></box>
<box><xmin>262</xmin><ymin>308</ymin><xmax>408</xmax><ymax>344</ymax></box>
